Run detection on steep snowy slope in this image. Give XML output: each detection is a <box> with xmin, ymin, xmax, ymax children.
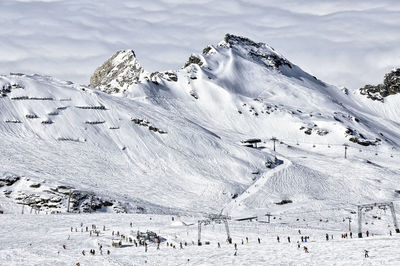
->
<box><xmin>1</xmin><ymin>34</ymin><xmax>400</xmax><ymax>219</ymax></box>
<box><xmin>0</xmin><ymin>73</ymin><xmax>273</xmax><ymax>215</ymax></box>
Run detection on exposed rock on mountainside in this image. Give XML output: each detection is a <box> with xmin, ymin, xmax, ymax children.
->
<box><xmin>219</xmin><ymin>34</ymin><xmax>292</xmax><ymax>70</ymax></box>
<box><xmin>359</xmin><ymin>68</ymin><xmax>400</xmax><ymax>102</ymax></box>
<box><xmin>90</xmin><ymin>50</ymin><xmax>149</xmax><ymax>93</ymax></box>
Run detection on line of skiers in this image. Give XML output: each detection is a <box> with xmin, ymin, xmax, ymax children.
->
<box><xmin>81</xmin><ymin>249</ymin><xmax>111</xmax><ymax>256</ymax></box>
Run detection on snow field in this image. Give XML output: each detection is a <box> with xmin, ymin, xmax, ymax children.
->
<box><xmin>1</xmin><ymin>213</ymin><xmax>400</xmax><ymax>265</ymax></box>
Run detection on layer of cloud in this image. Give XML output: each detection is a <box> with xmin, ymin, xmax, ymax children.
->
<box><xmin>1</xmin><ymin>0</ymin><xmax>399</xmax><ymax>89</ymax></box>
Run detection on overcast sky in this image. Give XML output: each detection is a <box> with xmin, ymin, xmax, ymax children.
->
<box><xmin>1</xmin><ymin>0</ymin><xmax>399</xmax><ymax>89</ymax></box>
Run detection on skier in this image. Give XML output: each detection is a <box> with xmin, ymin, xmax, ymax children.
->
<box><xmin>62</xmin><ymin>244</ymin><xmax>66</xmax><ymax>249</ymax></box>
<box><xmin>326</xmin><ymin>233</ymin><xmax>329</xmax><ymax>241</ymax></box>
<box><xmin>145</xmin><ymin>242</ymin><xmax>148</xmax><ymax>252</ymax></box>
<box><xmin>297</xmin><ymin>241</ymin><xmax>300</xmax><ymax>249</ymax></box>
<box><xmin>287</xmin><ymin>236</ymin><xmax>291</xmax><ymax>243</ymax></box>
<box><xmin>107</xmin><ymin>250</ymin><xmax>110</xmax><ymax>255</ymax></box>
<box><xmin>180</xmin><ymin>242</ymin><xmax>183</xmax><ymax>249</ymax></box>
<box><xmin>241</xmin><ymin>239</ymin><xmax>244</xmax><ymax>245</ymax></box>
<box><xmin>303</xmin><ymin>246</ymin><xmax>309</xmax><ymax>253</ymax></box>
<box><xmin>350</xmin><ymin>232</ymin><xmax>353</xmax><ymax>238</ymax></box>
<box><xmin>364</xmin><ymin>250</ymin><xmax>369</xmax><ymax>258</ymax></box>
<box><xmin>234</xmin><ymin>243</ymin><xmax>237</xmax><ymax>250</ymax></box>
<box><xmin>366</xmin><ymin>231</ymin><xmax>369</xmax><ymax>237</ymax></box>
<box><xmin>301</xmin><ymin>236</ymin><xmax>304</xmax><ymax>242</ymax></box>
<box><xmin>246</xmin><ymin>237</ymin><xmax>248</xmax><ymax>243</ymax></box>
<box><xmin>257</xmin><ymin>237</ymin><xmax>261</xmax><ymax>244</ymax></box>
<box><xmin>82</xmin><ymin>250</ymin><xmax>85</xmax><ymax>256</ymax></box>
<box><xmin>277</xmin><ymin>236</ymin><xmax>280</xmax><ymax>243</ymax></box>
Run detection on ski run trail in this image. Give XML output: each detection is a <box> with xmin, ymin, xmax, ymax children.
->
<box><xmin>223</xmin><ymin>156</ymin><xmax>292</xmax><ymax>216</ymax></box>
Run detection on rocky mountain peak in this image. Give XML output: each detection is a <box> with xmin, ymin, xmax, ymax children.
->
<box><xmin>360</xmin><ymin>68</ymin><xmax>400</xmax><ymax>102</ymax></box>
<box><xmin>218</xmin><ymin>33</ymin><xmax>292</xmax><ymax>70</ymax></box>
<box><xmin>89</xmin><ymin>49</ymin><xmax>149</xmax><ymax>94</ymax></box>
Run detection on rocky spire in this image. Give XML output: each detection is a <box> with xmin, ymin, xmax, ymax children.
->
<box><xmin>90</xmin><ymin>50</ymin><xmax>149</xmax><ymax>94</ymax></box>
<box><xmin>360</xmin><ymin>68</ymin><xmax>400</xmax><ymax>102</ymax></box>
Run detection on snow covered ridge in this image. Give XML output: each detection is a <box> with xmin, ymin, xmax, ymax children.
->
<box><xmin>89</xmin><ymin>34</ymin><xmax>321</xmax><ymax>96</ymax></box>
<box><xmin>2</xmin><ymin>34</ymin><xmax>400</xmax><ymax>217</ymax></box>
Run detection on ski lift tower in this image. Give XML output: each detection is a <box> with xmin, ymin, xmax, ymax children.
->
<box><xmin>357</xmin><ymin>201</ymin><xmax>400</xmax><ymax>238</ymax></box>
<box><xmin>198</xmin><ymin>214</ymin><xmax>231</xmax><ymax>245</ymax></box>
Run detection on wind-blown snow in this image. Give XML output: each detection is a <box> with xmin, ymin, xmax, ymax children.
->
<box><xmin>1</xmin><ymin>0</ymin><xmax>400</xmax><ymax>89</ymax></box>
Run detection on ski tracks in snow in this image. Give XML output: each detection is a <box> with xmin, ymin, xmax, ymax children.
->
<box><xmin>223</xmin><ymin>156</ymin><xmax>292</xmax><ymax>215</ymax></box>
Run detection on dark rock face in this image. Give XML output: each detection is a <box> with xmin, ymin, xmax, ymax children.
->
<box><xmin>224</xmin><ymin>34</ymin><xmax>263</xmax><ymax>48</ymax></box>
<box><xmin>360</xmin><ymin>68</ymin><xmax>400</xmax><ymax>102</ymax></box>
<box><xmin>345</xmin><ymin>127</ymin><xmax>380</xmax><ymax>146</ymax></box>
<box><xmin>222</xmin><ymin>33</ymin><xmax>292</xmax><ymax>70</ymax></box>
<box><xmin>0</xmin><ymin>175</ymin><xmax>20</xmax><ymax>187</ymax></box>
<box><xmin>184</xmin><ymin>55</ymin><xmax>203</xmax><ymax>68</ymax></box>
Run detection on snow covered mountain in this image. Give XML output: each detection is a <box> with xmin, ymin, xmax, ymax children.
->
<box><xmin>1</xmin><ymin>34</ymin><xmax>400</xmax><ymax>219</ymax></box>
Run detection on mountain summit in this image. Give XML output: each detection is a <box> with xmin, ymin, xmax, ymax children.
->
<box><xmin>90</xmin><ymin>49</ymin><xmax>149</xmax><ymax>94</ymax></box>
<box><xmin>90</xmin><ymin>34</ymin><xmax>324</xmax><ymax>98</ymax></box>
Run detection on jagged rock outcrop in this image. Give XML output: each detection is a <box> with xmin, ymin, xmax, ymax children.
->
<box><xmin>360</xmin><ymin>68</ymin><xmax>400</xmax><ymax>102</ymax></box>
<box><xmin>218</xmin><ymin>33</ymin><xmax>292</xmax><ymax>70</ymax></box>
<box><xmin>90</xmin><ymin>50</ymin><xmax>149</xmax><ymax>93</ymax></box>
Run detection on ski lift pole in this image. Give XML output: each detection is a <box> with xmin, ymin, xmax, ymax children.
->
<box><xmin>357</xmin><ymin>205</ymin><xmax>363</xmax><ymax>238</ymax></box>
<box><xmin>271</xmin><ymin>137</ymin><xmax>278</xmax><ymax>152</ymax></box>
<box><xmin>346</xmin><ymin>217</ymin><xmax>352</xmax><ymax>232</ymax></box>
<box><xmin>343</xmin><ymin>144</ymin><xmax>349</xmax><ymax>159</ymax></box>
<box><xmin>389</xmin><ymin>202</ymin><xmax>400</xmax><ymax>233</ymax></box>
<box><xmin>67</xmin><ymin>189</ymin><xmax>72</xmax><ymax>213</ymax></box>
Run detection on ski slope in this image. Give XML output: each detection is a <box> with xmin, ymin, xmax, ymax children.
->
<box><xmin>1</xmin><ymin>34</ymin><xmax>400</xmax><ymax>222</ymax></box>
<box><xmin>1</xmin><ymin>213</ymin><xmax>400</xmax><ymax>265</ymax></box>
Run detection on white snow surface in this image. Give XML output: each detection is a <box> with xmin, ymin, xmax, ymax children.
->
<box><xmin>1</xmin><ymin>213</ymin><xmax>400</xmax><ymax>265</ymax></box>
